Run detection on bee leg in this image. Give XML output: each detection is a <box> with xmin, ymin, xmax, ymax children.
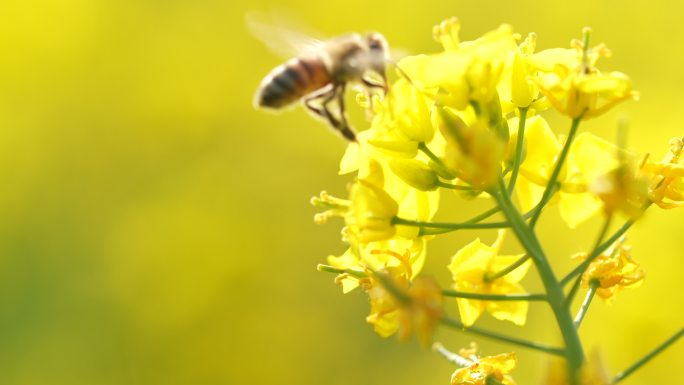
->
<box><xmin>362</xmin><ymin>78</ymin><xmax>388</xmax><ymax>95</ymax></box>
<box><xmin>333</xmin><ymin>84</ymin><xmax>356</xmax><ymax>142</ymax></box>
<box><xmin>305</xmin><ymin>84</ymin><xmax>355</xmax><ymax>141</ymax></box>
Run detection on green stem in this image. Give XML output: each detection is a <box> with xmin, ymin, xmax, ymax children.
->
<box><xmin>436</xmin><ymin>181</ymin><xmax>474</xmax><ymax>191</ymax></box>
<box><xmin>485</xmin><ymin>254</ymin><xmax>530</xmax><ymax>282</ymax></box>
<box><xmin>507</xmin><ymin>106</ymin><xmax>529</xmax><ymax>194</ymax></box>
<box><xmin>529</xmin><ymin>116</ymin><xmax>582</xmax><ymax>228</ymax></box>
<box><xmin>573</xmin><ymin>280</ymin><xmax>598</xmax><ymax>328</ymax></box>
<box><xmin>492</xmin><ymin>178</ymin><xmax>584</xmax><ymax>382</ymax></box>
<box><xmin>442</xmin><ymin>290</ymin><xmax>546</xmax><ymax>301</ymax></box>
<box><xmin>418</xmin><ymin>142</ymin><xmax>446</xmax><ymax>168</ymax></box>
<box><xmin>441</xmin><ymin>316</ymin><xmax>565</xmax><ymax>356</ymax></box>
<box><xmin>466</xmin><ymin>206</ymin><xmax>501</xmax><ymax>223</ymax></box>
<box><xmin>316</xmin><ymin>264</ymin><xmax>367</xmax><ymax>279</ymax></box>
<box><xmin>612</xmin><ymin>327</ymin><xmax>684</xmax><ymax>384</ymax></box>
<box><xmin>393</xmin><ymin>217</ymin><xmax>510</xmax><ymax>231</ymax></box>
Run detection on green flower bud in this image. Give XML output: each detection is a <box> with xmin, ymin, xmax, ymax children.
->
<box><xmin>389</xmin><ymin>159</ymin><xmax>440</xmax><ymax>191</ymax></box>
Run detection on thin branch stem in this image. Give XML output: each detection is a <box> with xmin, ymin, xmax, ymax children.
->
<box><xmin>529</xmin><ymin>116</ymin><xmax>582</xmax><ymax>228</ymax></box>
<box><xmin>437</xmin><ymin>181</ymin><xmax>474</xmax><ymax>191</ymax></box>
<box><xmin>485</xmin><ymin>254</ymin><xmax>530</xmax><ymax>282</ymax></box>
<box><xmin>432</xmin><ymin>342</ymin><xmax>473</xmax><ymax>367</ymax></box>
<box><xmin>393</xmin><ymin>217</ymin><xmax>510</xmax><ymax>231</ymax></box>
<box><xmin>442</xmin><ymin>290</ymin><xmax>546</xmax><ymax>301</ymax></box>
<box><xmin>317</xmin><ymin>264</ymin><xmax>367</xmax><ymax>278</ymax></box>
<box><xmin>418</xmin><ymin>142</ymin><xmax>446</xmax><ymax>168</ymax></box>
<box><xmin>573</xmin><ymin>280</ymin><xmax>598</xmax><ymax>328</ymax></box>
<box><xmin>441</xmin><ymin>316</ymin><xmax>565</xmax><ymax>356</ymax></box>
<box><xmin>507</xmin><ymin>106</ymin><xmax>529</xmax><ymax>194</ymax></box>
<box><xmin>612</xmin><ymin>327</ymin><xmax>684</xmax><ymax>384</ymax></box>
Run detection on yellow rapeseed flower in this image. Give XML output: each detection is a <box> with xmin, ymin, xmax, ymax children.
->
<box><xmin>448</xmin><ymin>230</ymin><xmax>531</xmax><ymax>326</ymax></box>
<box><xmin>641</xmin><ymin>136</ymin><xmax>684</xmax><ymax>209</ymax></box>
<box><xmin>345</xmin><ymin>160</ymin><xmax>399</xmax><ymax>243</ymax></box>
<box><xmin>365</xmin><ymin>273</ymin><xmax>443</xmax><ymax>345</ymax></box>
<box><xmin>327</xmin><ymin>237</ymin><xmax>427</xmax><ymax>293</ymax></box>
<box><xmin>574</xmin><ymin>237</ymin><xmax>644</xmax><ymax>303</ymax></box>
<box><xmin>399</xmin><ymin>18</ymin><xmax>517</xmax><ymax>110</ymax></box>
<box><xmin>450</xmin><ymin>351</ymin><xmax>517</xmax><ymax>385</ymax></box>
<box><xmin>528</xmin><ymin>29</ymin><xmax>638</xmax><ymax>119</ymax></box>
<box><xmin>438</xmin><ymin>107</ymin><xmax>507</xmax><ymax>189</ymax></box>
<box><xmin>514</xmin><ymin>115</ymin><xmax>626</xmax><ymax>227</ymax></box>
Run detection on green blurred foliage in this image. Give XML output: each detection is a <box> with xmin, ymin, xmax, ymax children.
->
<box><xmin>0</xmin><ymin>0</ymin><xmax>681</xmax><ymax>384</ymax></box>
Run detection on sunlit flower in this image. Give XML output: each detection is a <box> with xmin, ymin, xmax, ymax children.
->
<box><xmin>640</xmin><ymin>136</ymin><xmax>684</xmax><ymax>209</ymax></box>
<box><xmin>363</xmin><ymin>79</ymin><xmax>434</xmax><ymax>158</ymax></box>
<box><xmin>399</xmin><ymin>18</ymin><xmax>517</xmax><ymax>110</ymax></box>
<box><xmin>573</xmin><ymin>236</ymin><xmax>645</xmax><ymax>303</ymax></box>
<box><xmin>515</xmin><ymin>115</ymin><xmax>627</xmax><ymax>227</ymax></box>
<box><xmin>450</xmin><ymin>350</ymin><xmax>517</xmax><ymax>385</ymax></box>
<box><xmin>448</xmin><ymin>230</ymin><xmax>531</xmax><ymax>326</ymax></box>
<box><xmin>528</xmin><ymin>29</ymin><xmax>638</xmax><ymax>119</ymax></box>
<box><xmin>366</xmin><ymin>273</ymin><xmax>443</xmax><ymax>345</ymax></box>
<box><xmin>438</xmin><ymin>107</ymin><xmax>507</xmax><ymax>189</ymax></box>
<box><xmin>345</xmin><ymin>160</ymin><xmax>399</xmax><ymax>243</ymax></box>
<box><xmin>589</xmin><ymin>159</ymin><xmax>649</xmax><ymax>218</ymax></box>
<box><xmin>327</xmin><ymin>237</ymin><xmax>427</xmax><ymax>293</ymax></box>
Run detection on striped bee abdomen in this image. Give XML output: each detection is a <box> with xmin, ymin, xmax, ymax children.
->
<box><xmin>254</xmin><ymin>55</ymin><xmax>331</xmax><ymax>109</ymax></box>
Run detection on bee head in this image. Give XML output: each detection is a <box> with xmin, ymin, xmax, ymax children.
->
<box><xmin>364</xmin><ymin>32</ymin><xmax>390</xmax><ymax>90</ymax></box>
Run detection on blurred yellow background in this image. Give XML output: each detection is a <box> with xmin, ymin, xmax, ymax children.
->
<box><xmin>0</xmin><ymin>0</ymin><xmax>682</xmax><ymax>384</ymax></box>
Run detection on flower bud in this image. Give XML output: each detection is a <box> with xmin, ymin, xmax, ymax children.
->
<box><xmin>389</xmin><ymin>159</ymin><xmax>440</xmax><ymax>191</ymax></box>
<box><xmin>345</xmin><ymin>164</ymin><xmax>399</xmax><ymax>243</ymax></box>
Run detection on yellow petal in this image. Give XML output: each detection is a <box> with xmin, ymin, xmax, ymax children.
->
<box><xmin>558</xmin><ymin>191</ymin><xmax>603</xmax><ymax>228</ymax></box>
<box><xmin>456</xmin><ymin>298</ymin><xmax>485</xmax><ymax>327</ymax></box>
<box><xmin>489</xmin><ymin>254</ymin><xmax>530</xmax><ymax>283</ymax></box>
<box><xmin>486</xmin><ymin>283</ymin><xmax>528</xmax><ymax>326</ymax></box>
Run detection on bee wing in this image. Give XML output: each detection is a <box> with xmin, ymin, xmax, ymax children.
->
<box><xmin>246</xmin><ymin>11</ymin><xmax>326</xmax><ymax>58</ymax></box>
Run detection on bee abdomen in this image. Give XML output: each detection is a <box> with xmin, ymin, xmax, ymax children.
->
<box><xmin>254</xmin><ymin>56</ymin><xmax>331</xmax><ymax>109</ymax></box>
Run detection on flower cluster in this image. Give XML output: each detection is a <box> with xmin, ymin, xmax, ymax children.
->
<box><xmin>307</xmin><ymin>17</ymin><xmax>682</xmax><ymax>385</ymax></box>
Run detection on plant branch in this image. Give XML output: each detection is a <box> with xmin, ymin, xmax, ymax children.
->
<box><xmin>529</xmin><ymin>116</ymin><xmax>582</xmax><ymax>228</ymax></box>
<box><xmin>612</xmin><ymin>327</ymin><xmax>684</xmax><ymax>384</ymax></box>
<box><xmin>507</xmin><ymin>106</ymin><xmax>529</xmax><ymax>194</ymax></box>
<box><xmin>441</xmin><ymin>316</ymin><xmax>565</xmax><ymax>356</ymax></box>
<box><xmin>573</xmin><ymin>280</ymin><xmax>598</xmax><ymax>328</ymax></box>
<box><xmin>442</xmin><ymin>290</ymin><xmax>546</xmax><ymax>301</ymax></box>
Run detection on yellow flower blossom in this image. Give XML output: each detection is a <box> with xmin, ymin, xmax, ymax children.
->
<box><xmin>365</xmin><ymin>78</ymin><xmax>434</xmax><ymax>157</ymax></box>
<box><xmin>640</xmin><ymin>136</ymin><xmax>684</xmax><ymax>208</ymax></box>
<box><xmin>515</xmin><ymin>115</ymin><xmax>626</xmax><ymax>227</ymax></box>
<box><xmin>448</xmin><ymin>230</ymin><xmax>531</xmax><ymax>326</ymax></box>
<box><xmin>399</xmin><ymin>18</ymin><xmax>517</xmax><ymax>110</ymax></box>
<box><xmin>366</xmin><ymin>273</ymin><xmax>443</xmax><ymax>345</ymax></box>
<box><xmin>590</xmin><ymin>160</ymin><xmax>649</xmax><ymax>218</ymax></box>
<box><xmin>339</xmin><ymin>138</ymin><xmax>440</xmax><ymax>239</ymax></box>
<box><xmin>574</xmin><ymin>237</ymin><xmax>644</xmax><ymax>303</ymax></box>
<box><xmin>327</xmin><ymin>237</ymin><xmax>427</xmax><ymax>293</ymax></box>
<box><xmin>528</xmin><ymin>29</ymin><xmax>638</xmax><ymax>119</ymax></box>
<box><xmin>450</xmin><ymin>351</ymin><xmax>517</xmax><ymax>385</ymax></box>
<box><xmin>344</xmin><ymin>160</ymin><xmax>399</xmax><ymax>243</ymax></box>
<box><xmin>438</xmin><ymin>107</ymin><xmax>507</xmax><ymax>189</ymax></box>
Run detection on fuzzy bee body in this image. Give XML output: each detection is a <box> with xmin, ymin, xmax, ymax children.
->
<box><xmin>255</xmin><ymin>54</ymin><xmax>330</xmax><ymax>109</ymax></box>
<box><xmin>254</xmin><ymin>33</ymin><xmax>390</xmax><ymax>141</ymax></box>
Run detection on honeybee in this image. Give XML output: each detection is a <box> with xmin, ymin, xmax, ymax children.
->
<box><xmin>252</xmin><ymin>20</ymin><xmax>391</xmax><ymax>142</ymax></box>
